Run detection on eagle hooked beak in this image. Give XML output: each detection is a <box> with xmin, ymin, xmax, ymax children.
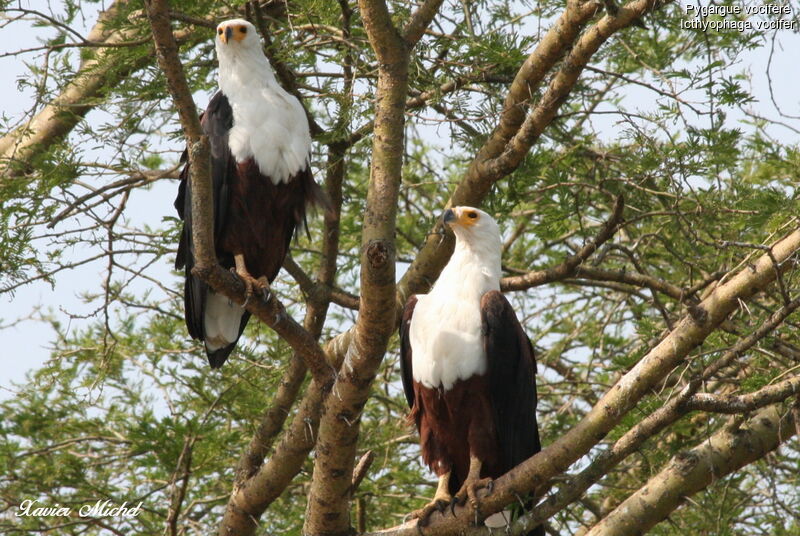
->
<box><xmin>223</xmin><ymin>26</ymin><xmax>233</xmax><ymax>44</ymax></box>
<box><xmin>442</xmin><ymin>206</ymin><xmax>481</xmax><ymax>228</ymax></box>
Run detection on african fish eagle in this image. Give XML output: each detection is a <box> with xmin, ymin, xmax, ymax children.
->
<box><xmin>175</xmin><ymin>19</ymin><xmax>324</xmax><ymax>368</ymax></box>
<box><xmin>400</xmin><ymin>207</ymin><xmax>543</xmax><ymax>533</ymax></box>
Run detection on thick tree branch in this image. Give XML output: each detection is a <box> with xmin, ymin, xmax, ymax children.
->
<box><xmin>304</xmin><ymin>0</ymin><xmax>446</xmax><ymax>532</ymax></box>
<box><xmin>502</xmin><ymin>383</ymin><xmax>698</xmax><ymax>536</ymax></box>
<box><xmin>218</xmin><ymin>374</ymin><xmax>331</xmax><ymax>535</ymax></box>
<box><xmin>0</xmin><ymin>2</ymin><xmax>213</xmax><ymax>178</ymax></box>
<box><xmin>403</xmin><ymin>0</ymin><xmax>446</xmax><ymax>45</ymax></box>
<box><xmin>398</xmin><ymin>0</ymin><xmax>673</xmax><ymax>309</ymax></box>
<box><xmin>1</xmin><ymin>1</ymin><xmax>137</xmax><ymax>176</ymax></box>
<box><xmin>304</xmin><ymin>0</ymin><xmax>408</xmax><ymax>530</ymax></box>
<box><xmin>397</xmin><ymin>0</ymin><xmax>602</xmax><ymax>303</ymax></box>
<box><xmin>584</xmin><ymin>403</ymin><xmax>798</xmax><ymax>536</ymax></box>
<box><xmin>486</xmin><ymin>291</ymin><xmax>800</xmax><ymax>535</ymax></box>
<box><xmin>143</xmin><ymin>0</ymin><xmax>210</xmax><ymax>262</ymax></box>
<box><xmin>493</xmin><ymin>0</ymin><xmax>669</xmax><ymax>176</ymax></box>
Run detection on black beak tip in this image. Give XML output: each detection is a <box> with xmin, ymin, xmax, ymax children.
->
<box><xmin>442</xmin><ymin>209</ymin><xmax>456</xmax><ymax>224</ymax></box>
<box><xmin>224</xmin><ymin>27</ymin><xmax>233</xmax><ymax>41</ymax></box>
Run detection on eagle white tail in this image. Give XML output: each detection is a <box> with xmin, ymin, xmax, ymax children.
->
<box><xmin>203</xmin><ymin>291</ymin><xmax>245</xmax><ymax>353</ymax></box>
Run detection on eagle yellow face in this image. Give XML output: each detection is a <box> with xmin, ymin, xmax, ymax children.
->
<box><xmin>442</xmin><ymin>206</ymin><xmax>481</xmax><ymax>228</ymax></box>
<box><xmin>217</xmin><ymin>20</ymin><xmax>251</xmax><ymax>45</ymax></box>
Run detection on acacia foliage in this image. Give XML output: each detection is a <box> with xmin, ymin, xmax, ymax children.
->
<box><xmin>1</xmin><ymin>1</ymin><xmax>800</xmax><ymax>535</ymax></box>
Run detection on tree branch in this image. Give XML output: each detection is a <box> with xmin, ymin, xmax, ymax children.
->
<box><xmin>143</xmin><ymin>0</ymin><xmax>209</xmax><ymax>262</ymax></box>
<box><xmin>686</xmin><ymin>376</ymin><xmax>800</xmax><ymax>414</ymax></box>
<box><xmin>501</xmin><ymin>195</ymin><xmax>624</xmax><ymax>291</ymax></box>
<box><xmin>233</xmin><ymin>352</ymin><xmax>308</xmax><ymax>482</ymax></box>
<box><xmin>1</xmin><ymin>1</ymin><xmax>139</xmax><ymax>176</ymax></box>
<box><xmin>303</xmin><ymin>0</ymin><xmax>446</xmax><ymax>531</ymax></box>
<box><xmin>396</xmin><ymin>0</ymin><xmax>601</xmax><ymax>304</ymax></box>
<box><xmin>584</xmin><ymin>403</ymin><xmax>798</xmax><ymax>536</ymax></box>
<box><xmin>351</xmin><ymin>450</ymin><xmax>375</xmax><ymax>492</ymax></box>
<box><xmin>493</xmin><ymin>0</ymin><xmax>670</xmax><ymax>176</ymax></box>
<box><xmin>217</xmin><ymin>374</ymin><xmax>331</xmax><ymax>535</ymax></box>
<box><xmin>403</xmin><ymin>0</ymin><xmax>446</xmax><ymax>45</ymax></box>
<box><xmin>571</xmin><ymin>266</ymin><xmax>685</xmax><ymax>300</ymax></box>
<box><xmin>501</xmin><ymin>294</ymin><xmax>800</xmax><ymax>534</ymax></box>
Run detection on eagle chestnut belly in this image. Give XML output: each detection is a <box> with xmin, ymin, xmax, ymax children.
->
<box><xmin>221</xmin><ymin>158</ymin><xmax>314</xmax><ymax>283</ymax></box>
<box><xmin>410</xmin><ymin>374</ymin><xmax>503</xmax><ymax>493</ymax></box>
<box><xmin>400</xmin><ymin>207</ymin><xmax>543</xmax><ymax>534</ymax></box>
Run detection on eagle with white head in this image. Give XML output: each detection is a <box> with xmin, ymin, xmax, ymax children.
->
<box><xmin>175</xmin><ymin>19</ymin><xmax>325</xmax><ymax>368</ymax></box>
<box><xmin>400</xmin><ymin>207</ymin><xmax>543</xmax><ymax>534</ymax></box>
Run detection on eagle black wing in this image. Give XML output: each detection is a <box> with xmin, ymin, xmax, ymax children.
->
<box><xmin>174</xmin><ymin>91</ymin><xmax>250</xmax><ymax>368</ymax></box>
<box><xmin>481</xmin><ymin>290</ymin><xmax>543</xmax><ymax>535</ymax></box>
<box><xmin>480</xmin><ymin>290</ymin><xmax>541</xmax><ymax>471</ymax></box>
<box><xmin>399</xmin><ymin>295</ymin><xmax>418</xmax><ymax>409</ymax></box>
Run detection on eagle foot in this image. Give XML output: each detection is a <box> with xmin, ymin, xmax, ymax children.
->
<box><xmin>231</xmin><ymin>267</ymin><xmax>270</xmax><ymax>306</ymax></box>
<box><xmin>453</xmin><ymin>476</ymin><xmax>493</xmax><ymax>518</ymax></box>
<box><xmin>410</xmin><ymin>496</ymin><xmax>451</xmax><ymax>528</ymax></box>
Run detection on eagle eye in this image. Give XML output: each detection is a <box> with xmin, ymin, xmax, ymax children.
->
<box><xmin>239</xmin><ymin>26</ymin><xmax>247</xmax><ymax>33</ymax></box>
<box><xmin>217</xmin><ymin>28</ymin><xmax>223</xmax><ymax>34</ymax></box>
<box><xmin>467</xmin><ymin>212</ymin><xmax>478</xmax><ymax>219</ymax></box>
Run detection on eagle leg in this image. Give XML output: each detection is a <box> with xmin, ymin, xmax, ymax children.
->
<box><xmin>232</xmin><ymin>254</ymin><xmax>271</xmax><ymax>306</ymax></box>
<box><xmin>452</xmin><ymin>455</ymin><xmax>493</xmax><ymax>518</ymax></box>
<box><xmin>410</xmin><ymin>471</ymin><xmax>452</xmax><ymax>528</ymax></box>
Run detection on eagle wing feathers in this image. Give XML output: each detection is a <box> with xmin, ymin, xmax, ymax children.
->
<box><xmin>399</xmin><ymin>295</ymin><xmax>419</xmax><ymax>409</ymax></box>
<box><xmin>480</xmin><ymin>290</ymin><xmax>541</xmax><ymax>470</ymax></box>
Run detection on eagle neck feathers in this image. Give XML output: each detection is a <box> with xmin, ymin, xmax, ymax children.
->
<box><xmin>216</xmin><ymin>43</ymin><xmax>311</xmax><ymax>185</ymax></box>
<box><xmin>409</xmin><ymin>231</ymin><xmax>502</xmax><ymax>391</ymax></box>
<box><xmin>433</xmin><ymin>237</ymin><xmax>501</xmax><ymax>299</ymax></box>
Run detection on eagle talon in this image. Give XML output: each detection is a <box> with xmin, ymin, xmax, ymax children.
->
<box><xmin>448</xmin><ymin>495</ymin><xmax>460</xmax><ymax>516</ymax></box>
<box><xmin>259</xmin><ymin>278</ymin><xmax>271</xmax><ymax>302</ymax></box>
<box><xmin>233</xmin><ymin>256</ymin><xmax>271</xmax><ymax>306</ymax></box>
<box><xmin>454</xmin><ymin>476</ymin><xmax>493</xmax><ymax>517</ymax></box>
<box><xmin>410</xmin><ymin>498</ymin><xmax>451</xmax><ymax>528</ymax></box>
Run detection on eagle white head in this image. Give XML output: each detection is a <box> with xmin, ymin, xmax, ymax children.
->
<box><xmin>437</xmin><ymin>206</ymin><xmax>502</xmax><ymax>291</ymax></box>
<box><xmin>410</xmin><ymin>206</ymin><xmax>504</xmax><ymax>389</ymax></box>
<box><xmin>215</xmin><ymin>19</ymin><xmax>261</xmax><ymax>55</ymax></box>
<box><xmin>212</xmin><ymin>18</ymin><xmax>310</xmax><ymax>184</ymax></box>
<box><xmin>443</xmin><ymin>206</ymin><xmax>502</xmax><ymax>253</ymax></box>
<box><xmin>214</xmin><ymin>19</ymin><xmax>277</xmax><ymax>87</ymax></box>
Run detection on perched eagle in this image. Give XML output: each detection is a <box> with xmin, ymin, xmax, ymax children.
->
<box><xmin>400</xmin><ymin>207</ymin><xmax>543</xmax><ymax>533</ymax></box>
<box><xmin>175</xmin><ymin>19</ymin><xmax>324</xmax><ymax>368</ymax></box>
